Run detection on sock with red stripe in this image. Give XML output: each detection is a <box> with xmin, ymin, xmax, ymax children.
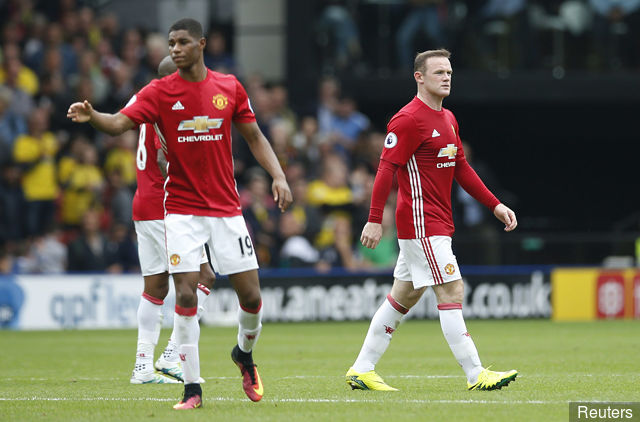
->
<box><xmin>237</xmin><ymin>302</ymin><xmax>262</xmax><ymax>353</ymax></box>
<box><xmin>352</xmin><ymin>294</ymin><xmax>407</xmax><ymax>373</ymax></box>
<box><xmin>174</xmin><ymin>305</ymin><xmax>201</xmax><ymax>384</ymax></box>
<box><xmin>196</xmin><ymin>283</ymin><xmax>211</xmax><ymax>319</ymax></box>
<box><xmin>135</xmin><ymin>293</ymin><xmax>163</xmax><ymax>372</ymax></box>
<box><xmin>438</xmin><ymin>303</ymin><xmax>482</xmax><ymax>384</ymax></box>
<box><xmin>163</xmin><ymin>284</ymin><xmax>211</xmax><ymax>362</ymax></box>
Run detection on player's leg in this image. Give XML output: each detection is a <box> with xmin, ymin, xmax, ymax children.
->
<box><xmin>358</xmin><ymin>280</ymin><xmax>426</xmax><ymax>371</ymax></box>
<box><xmin>165</xmin><ymin>214</ymin><xmax>207</xmax><ymax>409</ymax></box>
<box><xmin>347</xmin><ymin>242</ymin><xmax>429</xmax><ymax>391</ymax></box>
<box><xmin>131</xmin><ymin>272</ymin><xmax>179</xmax><ymax>384</ymax></box>
<box><xmin>430</xmin><ymin>236</ymin><xmax>517</xmax><ymax>391</ymax></box>
<box><xmin>432</xmin><ymin>279</ymin><xmax>484</xmax><ymax>383</ymax></box>
<box><xmin>228</xmin><ymin>269</ymin><xmax>264</xmax><ymax>402</ymax></box>
<box><xmin>208</xmin><ymin>215</ymin><xmax>262</xmax><ymax>401</ymax></box>
<box><xmin>347</xmin><ymin>279</ymin><xmax>425</xmax><ymax>391</ymax></box>
<box><xmin>171</xmin><ymin>270</ymin><xmax>202</xmax><ymax>409</ymax></box>
<box><xmin>157</xmin><ymin>248</ymin><xmax>215</xmax><ymax>381</ymax></box>
<box><xmin>196</xmin><ymin>246</ymin><xmax>216</xmax><ymax>317</ymax></box>
<box><xmin>434</xmin><ymin>281</ymin><xmax>517</xmax><ymax>391</ymax></box>
<box><xmin>131</xmin><ymin>220</ymin><xmax>178</xmax><ymax>384</ymax></box>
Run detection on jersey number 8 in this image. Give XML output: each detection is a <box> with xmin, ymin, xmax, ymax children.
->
<box><xmin>136</xmin><ymin>124</ymin><xmax>148</xmax><ymax>171</ymax></box>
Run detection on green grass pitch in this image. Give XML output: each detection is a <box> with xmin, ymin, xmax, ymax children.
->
<box><xmin>1</xmin><ymin>319</ymin><xmax>638</xmax><ymax>421</ymax></box>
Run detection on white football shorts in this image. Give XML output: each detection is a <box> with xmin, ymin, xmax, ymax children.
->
<box><xmin>135</xmin><ymin>219</ymin><xmax>208</xmax><ymax>276</ymax></box>
<box><xmin>393</xmin><ymin>235</ymin><xmax>461</xmax><ymax>288</ymax></box>
<box><xmin>164</xmin><ymin>214</ymin><xmax>258</xmax><ymax>275</ymax></box>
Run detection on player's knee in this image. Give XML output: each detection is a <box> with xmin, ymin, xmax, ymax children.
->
<box><xmin>238</xmin><ymin>291</ymin><xmax>261</xmax><ymax>310</ymax></box>
<box><xmin>174</xmin><ymin>283</ymin><xmax>197</xmax><ymax>307</ymax></box>
<box><xmin>390</xmin><ymin>284</ymin><xmax>425</xmax><ymax>309</ymax></box>
<box><xmin>433</xmin><ymin>279</ymin><xmax>464</xmax><ymax>304</ymax></box>
<box><xmin>154</xmin><ymin>284</ymin><xmax>169</xmax><ymax>300</ymax></box>
<box><xmin>407</xmin><ymin>287</ymin><xmax>426</xmax><ymax>303</ymax></box>
<box><xmin>143</xmin><ymin>274</ymin><xmax>170</xmax><ymax>300</ymax></box>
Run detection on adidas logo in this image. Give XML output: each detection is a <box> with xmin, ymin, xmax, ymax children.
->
<box><xmin>432</xmin><ymin>129</ymin><xmax>440</xmax><ymax>137</ymax></box>
<box><xmin>172</xmin><ymin>101</ymin><xmax>184</xmax><ymax>110</ymax></box>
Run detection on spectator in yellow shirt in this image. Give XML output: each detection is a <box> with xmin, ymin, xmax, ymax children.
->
<box><xmin>306</xmin><ymin>153</ymin><xmax>354</xmax><ymax>248</ymax></box>
<box><xmin>59</xmin><ymin>143</ymin><xmax>104</xmax><ymax>227</ymax></box>
<box><xmin>0</xmin><ymin>43</ymin><xmax>39</xmax><ymax>96</ymax></box>
<box><xmin>12</xmin><ymin>107</ymin><xmax>59</xmax><ymax>236</ymax></box>
<box><xmin>103</xmin><ymin>131</ymin><xmax>137</xmax><ymax>187</ymax></box>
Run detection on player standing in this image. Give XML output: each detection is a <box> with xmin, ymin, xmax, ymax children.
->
<box><xmin>130</xmin><ymin>56</ymin><xmax>215</xmax><ymax>385</ymax></box>
<box><xmin>345</xmin><ymin>49</ymin><xmax>518</xmax><ymax>392</ymax></box>
<box><xmin>68</xmin><ymin>18</ymin><xmax>292</xmax><ymax>410</ymax></box>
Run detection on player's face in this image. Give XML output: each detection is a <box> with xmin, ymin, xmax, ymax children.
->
<box><xmin>168</xmin><ymin>30</ymin><xmax>204</xmax><ymax>69</ymax></box>
<box><xmin>422</xmin><ymin>57</ymin><xmax>452</xmax><ymax>98</ymax></box>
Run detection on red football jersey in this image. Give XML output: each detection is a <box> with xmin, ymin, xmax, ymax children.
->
<box><xmin>380</xmin><ymin>96</ymin><xmax>499</xmax><ymax>239</ymax></box>
<box><xmin>120</xmin><ymin>69</ymin><xmax>256</xmax><ymax>216</ymax></box>
<box><xmin>132</xmin><ymin>123</ymin><xmax>164</xmax><ymax>221</ymax></box>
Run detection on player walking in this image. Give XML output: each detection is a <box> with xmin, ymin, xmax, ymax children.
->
<box><xmin>68</xmin><ymin>19</ymin><xmax>292</xmax><ymax>409</ymax></box>
<box><xmin>130</xmin><ymin>122</ymin><xmax>214</xmax><ymax>385</ymax></box>
<box><xmin>346</xmin><ymin>49</ymin><xmax>518</xmax><ymax>392</ymax></box>
<box><xmin>129</xmin><ymin>57</ymin><xmax>215</xmax><ymax>385</ymax></box>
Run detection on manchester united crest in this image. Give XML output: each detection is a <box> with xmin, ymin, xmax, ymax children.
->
<box><xmin>444</xmin><ymin>263</ymin><xmax>456</xmax><ymax>275</ymax></box>
<box><xmin>212</xmin><ymin>94</ymin><xmax>228</xmax><ymax>110</ymax></box>
<box><xmin>170</xmin><ymin>254</ymin><xmax>181</xmax><ymax>266</ymax></box>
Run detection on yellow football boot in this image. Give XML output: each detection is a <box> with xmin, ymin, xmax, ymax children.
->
<box><xmin>467</xmin><ymin>367</ymin><xmax>518</xmax><ymax>391</ymax></box>
<box><xmin>345</xmin><ymin>367</ymin><xmax>398</xmax><ymax>391</ymax></box>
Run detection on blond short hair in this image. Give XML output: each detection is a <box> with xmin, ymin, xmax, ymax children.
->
<box><xmin>414</xmin><ymin>49</ymin><xmax>451</xmax><ymax>73</ymax></box>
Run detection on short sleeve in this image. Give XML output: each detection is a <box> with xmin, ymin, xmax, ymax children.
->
<box><xmin>233</xmin><ymin>78</ymin><xmax>256</xmax><ymax>123</ymax></box>
<box><xmin>380</xmin><ymin>113</ymin><xmax>421</xmax><ymax>166</ymax></box>
<box><xmin>120</xmin><ymin>81</ymin><xmax>160</xmax><ymax>125</ymax></box>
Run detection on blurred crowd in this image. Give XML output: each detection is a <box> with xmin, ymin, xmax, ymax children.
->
<box><xmin>0</xmin><ymin>0</ymin><xmax>407</xmax><ymax>275</ymax></box>
<box><xmin>6</xmin><ymin>0</ymin><xmax>620</xmax><ymax>274</ymax></box>
<box><xmin>317</xmin><ymin>0</ymin><xmax>640</xmax><ymax>74</ymax></box>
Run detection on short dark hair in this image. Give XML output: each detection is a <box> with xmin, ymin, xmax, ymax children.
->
<box><xmin>414</xmin><ymin>49</ymin><xmax>451</xmax><ymax>73</ymax></box>
<box><xmin>169</xmin><ymin>18</ymin><xmax>203</xmax><ymax>39</ymax></box>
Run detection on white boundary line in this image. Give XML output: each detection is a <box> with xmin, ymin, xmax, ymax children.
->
<box><xmin>3</xmin><ymin>373</ymin><xmax>638</xmax><ymax>382</ymax></box>
<box><xmin>0</xmin><ymin>397</ymin><xmax>568</xmax><ymax>404</ymax></box>
<box><xmin>1</xmin><ymin>375</ymin><xmax>461</xmax><ymax>382</ymax></box>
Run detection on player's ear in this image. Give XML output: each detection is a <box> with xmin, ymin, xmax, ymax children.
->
<box><xmin>199</xmin><ymin>37</ymin><xmax>206</xmax><ymax>49</ymax></box>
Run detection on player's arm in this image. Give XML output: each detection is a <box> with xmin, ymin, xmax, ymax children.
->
<box><xmin>235</xmin><ymin>121</ymin><xmax>292</xmax><ymax>212</ymax></box>
<box><xmin>67</xmin><ymin>100</ymin><xmax>135</xmax><ymax>136</ymax></box>
<box><xmin>493</xmin><ymin>203</ymin><xmax>517</xmax><ymax>232</ymax></box>
<box><xmin>455</xmin><ymin>159</ymin><xmax>517</xmax><ymax>232</ymax></box>
<box><xmin>362</xmin><ymin>113</ymin><xmax>415</xmax><ymax>249</ymax></box>
<box><xmin>361</xmin><ymin>158</ymin><xmax>398</xmax><ymax>249</ymax></box>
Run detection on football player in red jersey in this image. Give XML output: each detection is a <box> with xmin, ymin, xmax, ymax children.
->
<box><xmin>68</xmin><ymin>18</ymin><xmax>292</xmax><ymax>410</ymax></box>
<box><xmin>129</xmin><ymin>56</ymin><xmax>215</xmax><ymax>386</ymax></box>
<box><xmin>345</xmin><ymin>49</ymin><xmax>518</xmax><ymax>392</ymax></box>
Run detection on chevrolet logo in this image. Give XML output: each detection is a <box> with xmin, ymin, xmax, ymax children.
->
<box><xmin>437</xmin><ymin>143</ymin><xmax>458</xmax><ymax>159</ymax></box>
<box><xmin>178</xmin><ymin>116</ymin><xmax>223</xmax><ymax>133</ymax></box>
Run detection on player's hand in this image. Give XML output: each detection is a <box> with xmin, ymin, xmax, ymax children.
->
<box><xmin>360</xmin><ymin>222</ymin><xmax>383</xmax><ymax>249</ymax></box>
<box><xmin>272</xmin><ymin>177</ymin><xmax>293</xmax><ymax>212</ymax></box>
<box><xmin>67</xmin><ymin>100</ymin><xmax>94</xmax><ymax>123</ymax></box>
<box><xmin>493</xmin><ymin>203</ymin><xmax>517</xmax><ymax>232</ymax></box>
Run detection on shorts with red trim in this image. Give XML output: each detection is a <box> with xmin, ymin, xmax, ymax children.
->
<box><xmin>393</xmin><ymin>236</ymin><xmax>461</xmax><ymax>288</ymax></box>
<box><xmin>165</xmin><ymin>214</ymin><xmax>258</xmax><ymax>275</ymax></box>
<box><xmin>135</xmin><ymin>219</ymin><xmax>208</xmax><ymax>276</ymax></box>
